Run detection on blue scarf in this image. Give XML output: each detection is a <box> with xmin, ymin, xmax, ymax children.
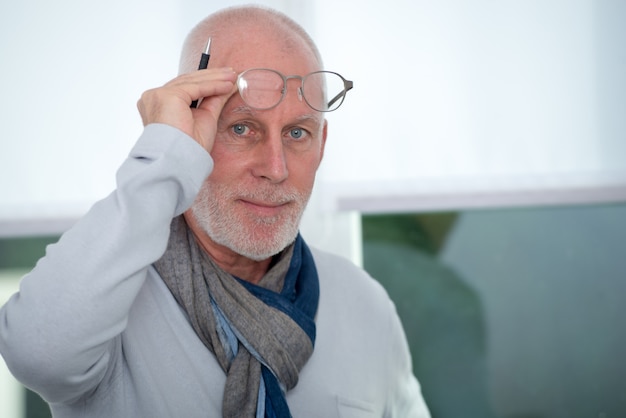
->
<box><xmin>236</xmin><ymin>235</ymin><xmax>319</xmax><ymax>417</ymax></box>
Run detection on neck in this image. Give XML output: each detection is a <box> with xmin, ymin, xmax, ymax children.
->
<box><xmin>183</xmin><ymin>212</ymin><xmax>272</xmax><ymax>284</ymax></box>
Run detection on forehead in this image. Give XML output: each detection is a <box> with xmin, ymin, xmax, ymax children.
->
<box><xmin>208</xmin><ymin>25</ymin><xmax>320</xmax><ymax>75</ymax></box>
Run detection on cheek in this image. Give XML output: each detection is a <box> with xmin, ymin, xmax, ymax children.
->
<box><xmin>208</xmin><ymin>142</ymin><xmax>247</xmax><ymax>181</ymax></box>
<box><xmin>287</xmin><ymin>153</ymin><xmax>322</xmax><ymax>187</ymax></box>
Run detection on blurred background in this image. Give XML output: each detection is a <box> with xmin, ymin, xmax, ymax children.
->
<box><xmin>1</xmin><ymin>1</ymin><xmax>625</xmax><ymax>417</ymax></box>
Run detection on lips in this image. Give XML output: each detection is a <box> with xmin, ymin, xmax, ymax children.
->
<box><xmin>229</xmin><ymin>186</ymin><xmax>303</xmax><ymax>219</ymax></box>
<box><xmin>241</xmin><ymin>198</ymin><xmax>288</xmax><ymax>208</ymax></box>
<box><xmin>238</xmin><ymin>198</ymin><xmax>291</xmax><ymax>217</ymax></box>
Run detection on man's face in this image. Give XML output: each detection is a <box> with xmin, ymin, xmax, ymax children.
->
<box><xmin>188</xmin><ymin>31</ymin><xmax>327</xmax><ymax>261</ymax></box>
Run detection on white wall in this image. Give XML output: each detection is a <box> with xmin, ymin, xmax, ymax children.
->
<box><xmin>314</xmin><ymin>0</ymin><xmax>626</xmax><ymax>212</ymax></box>
<box><xmin>2</xmin><ymin>0</ymin><xmax>625</xmax><ymax>236</ymax></box>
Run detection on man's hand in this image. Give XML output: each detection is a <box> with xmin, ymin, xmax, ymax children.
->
<box><xmin>137</xmin><ymin>67</ymin><xmax>237</xmax><ymax>152</ymax></box>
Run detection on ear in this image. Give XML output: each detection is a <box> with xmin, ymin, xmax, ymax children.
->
<box><xmin>318</xmin><ymin>119</ymin><xmax>328</xmax><ymax>167</ymax></box>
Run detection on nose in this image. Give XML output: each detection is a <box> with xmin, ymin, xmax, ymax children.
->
<box><xmin>251</xmin><ymin>135</ymin><xmax>289</xmax><ymax>183</ymax></box>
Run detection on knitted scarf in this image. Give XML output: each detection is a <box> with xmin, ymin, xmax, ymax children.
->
<box><xmin>154</xmin><ymin>216</ymin><xmax>319</xmax><ymax>417</ymax></box>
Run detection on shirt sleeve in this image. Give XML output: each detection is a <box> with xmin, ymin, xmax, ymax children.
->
<box><xmin>384</xmin><ymin>301</ymin><xmax>432</xmax><ymax>418</ymax></box>
<box><xmin>0</xmin><ymin>124</ymin><xmax>212</xmax><ymax>404</ymax></box>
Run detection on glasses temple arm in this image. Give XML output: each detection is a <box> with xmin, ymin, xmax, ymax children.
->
<box><xmin>327</xmin><ymin>80</ymin><xmax>354</xmax><ymax>108</ymax></box>
<box><xmin>327</xmin><ymin>93</ymin><xmax>343</xmax><ymax>108</ymax></box>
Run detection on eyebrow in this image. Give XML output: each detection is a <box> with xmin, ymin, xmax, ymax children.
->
<box><xmin>229</xmin><ymin>106</ymin><xmax>323</xmax><ymax>126</ymax></box>
<box><xmin>293</xmin><ymin>113</ymin><xmax>323</xmax><ymax>125</ymax></box>
<box><xmin>230</xmin><ymin>105</ymin><xmax>259</xmax><ymax>116</ymax></box>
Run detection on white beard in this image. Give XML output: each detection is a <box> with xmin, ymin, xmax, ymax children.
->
<box><xmin>189</xmin><ymin>181</ymin><xmax>310</xmax><ymax>261</ymax></box>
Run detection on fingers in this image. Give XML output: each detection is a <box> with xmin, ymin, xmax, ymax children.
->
<box><xmin>164</xmin><ymin>67</ymin><xmax>237</xmax><ymax>105</ymax></box>
<box><xmin>192</xmin><ymin>82</ymin><xmax>239</xmax><ymax>150</ymax></box>
<box><xmin>137</xmin><ymin>67</ymin><xmax>237</xmax><ymax>148</ymax></box>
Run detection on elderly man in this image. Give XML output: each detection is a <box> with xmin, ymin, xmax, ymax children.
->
<box><xmin>0</xmin><ymin>5</ymin><xmax>430</xmax><ymax>417</ymax></box>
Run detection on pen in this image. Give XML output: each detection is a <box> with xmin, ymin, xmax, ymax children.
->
<box><xmin>190</xmin><ymin>37</ymin><xmax>212</xmax><ymax>108</ymax></box>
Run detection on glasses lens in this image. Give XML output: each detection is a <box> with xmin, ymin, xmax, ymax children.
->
<box><xmin>238</xmin><ymin>69</ymin><xmax>284</xmax><ymax>110</ymax></box>
<box><xmin>303</xmin><ymin>71</ymin><xmax>347</xmax><ymax>112</ymax></box>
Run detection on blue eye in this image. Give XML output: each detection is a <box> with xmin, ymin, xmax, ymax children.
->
<box><xmin>232</xmin><ymin>124</ymin><xmax>248</xmax><ymax>135</ymax></box>
<box><xmin>290</xmin><ymin>128</ymin><xmax>304</xmax><ymax>139</ymax></box>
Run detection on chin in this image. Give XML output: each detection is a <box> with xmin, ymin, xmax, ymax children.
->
<box><xmin>216</xmin><ymin>222</ymin><xmax>299</xmax><ymax>261</ymax></box>
<box><xmin>191</xmin><ymin>204</ymin><xmax>302</xmax><ymax>261</ymax></box>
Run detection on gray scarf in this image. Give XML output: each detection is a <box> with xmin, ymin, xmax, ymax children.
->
<box><xmin>154</xmin><ymin>216</ymin><xmax>316</xmax><ymax>417</ymax></box>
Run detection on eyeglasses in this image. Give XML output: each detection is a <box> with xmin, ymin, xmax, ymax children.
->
<box><xmin>236</xmin><ymin>68</ymin><xmax>353</xmax><ymax>112</ymax></box>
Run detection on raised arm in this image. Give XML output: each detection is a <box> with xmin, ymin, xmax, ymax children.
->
<box><xmin>0</xmin><ymin>68</ymin><xmax>236</xmax><ymax>403</ymax></box>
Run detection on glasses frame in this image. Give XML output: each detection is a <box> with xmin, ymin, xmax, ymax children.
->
<box><xmin>236</xmin><ymin>68</ymin><xmax>354</xmax><ymax>112</ymax></box>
